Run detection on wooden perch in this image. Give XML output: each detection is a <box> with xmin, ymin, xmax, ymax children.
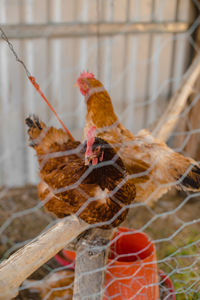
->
<box><xmin>0</xmin><ymin>215</ymin><xmax>89</xmax><ymax>300</ymax></box>
<box><xmin>73</xmin><ymin>228</ymin><xmax>114</xmax><ymax>300</ymax></box>
<box><xmin>172</xmin><ymin>21</ymin><xmax>200</xmax><ymax>159</ymax></box>
<box><xmin>153</xmin><ymin>54</ymin><xmax>200</xmax><ymax>142</ymax></box>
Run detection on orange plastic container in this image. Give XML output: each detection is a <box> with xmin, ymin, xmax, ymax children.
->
<box><xmin>62</xmin><ymin>249</ymin><xmax>76</xmax><ymax>262</ymax></box>
<box><xmin>62</xmin><ymin>227</ymin><xmax>160</xmax><ymax>299</ymax></box>
<box><xmin>104</xmin><ymin>227</ymin><xmax>159</xmax><ymax>299</ymax></box>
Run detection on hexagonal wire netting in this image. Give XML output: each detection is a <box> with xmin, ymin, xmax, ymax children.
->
<box><xmin>0</xmin><ymin>0</ymin><xmax>200</xmax><ymax>299</ymax></box>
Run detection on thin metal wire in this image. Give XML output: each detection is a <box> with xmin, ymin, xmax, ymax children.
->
<box><xmin>0</xmin><ymin>27</ymin><xmax>31</xmax><ymax>78</ymax></box>
<box><xmin>0</xmin><ymin>1</ymin><xmax>200</xmax><ymax>299</ymax></box>
<box><xmin>0</xmin><ymin>26</ymin><xmax>74</xmax><ymax>140</ymax></box>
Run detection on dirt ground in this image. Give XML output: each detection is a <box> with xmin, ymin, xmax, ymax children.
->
<box><xmin>0</xmin><ymin>186</ymin><xmax>200</xmax><ymax>299</ymax></box>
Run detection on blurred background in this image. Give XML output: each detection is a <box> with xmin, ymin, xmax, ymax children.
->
<box><xmin>0</xmin><ymin>0</ymin><xmax>199</xmax><ymax>186</ymax></box>
<box><xmin>0</xmin><ymin>1</ymin><xmax>200</xmax><ymax>299</ymax></box>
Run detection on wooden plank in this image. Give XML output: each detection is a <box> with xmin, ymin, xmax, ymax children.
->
<box><xmin>0</xmin><ymin>41</ymin><xmax>12</xmax><ymax>186</ymax></box>
<box><xmin>159</xmin><ymin>0</ymin><xmax>196</xmax><ymax>148</ymax></box>
<box><xmin>112</xmin><ymin>0</ymin><xmax>127</xmax><ymax>21</ymax></box>
<box><xmin>111</xmin><ymin>0</ymin><xmax>128</xmax><ymax>116</ymax></box>
<box><xmin>0</xmin><ymin>2</ymin><xmax>11</xmax><ymax>186</ymax></box>
<box><xmin>172</xmin><ymin>0</ymin><xmax>195</xmax><ymax>92</ymax></box>
<box><xmin>75</xmin><ymin>0</ymin><xmax>89</xmax><ymax>129</ymax></box>
<box><xmin>3</xmin><ymin>0</ymin><xmax>21</xmax><ymax>24</ymax></box>
<box><xmin>109</xmin><ymin>34</ymin><xmax>127</xmax><ymax>114</ymax></box>
<box><xmin>173</xmin><ymin>16</ymin><xmax>200</xmax><ymax>158</ymax></box>
<box><xmin>73</xmin><ymin>229</ymin><xmax>113</xmax><ymax>300</ymax></box>
<box><xmin>146</xmin><ymin>0</ymin><xmax>177</xmax><ymax>127</ymax></box>
<box><xmin>129</xmin><ymin>0</ymin><xmax>152</xmax><ymax>22</ymax></box>
<box><xmin>0</xmin><ymin>21</ymin><xmax>190</xmax><ymax>39</ymax></box>
<box><xmin>7</xmin><ymin>40</ymin><xmax>26</xmax><ymax>186</ymax></box>
<box><xmin>153</xmin><ymin>0</ymin><xmax>177</xmax><ymax>22</ymax></box>
<box><xmin>60</xmin><ymin>0</ymin><xmax>75</xmax><ymax>23</ymax></box>
<box><xmin>176</xmin><ymin>0</ymin><xmax>196</xmax><ymax>22</ymax></box>
<box><xmin>179</xmin><ymin>2</ymin><xmax>200</xmax><ymax>158</ymax></box>
<box><xmin>30</xmin><ymin>0</ymin><xmax>48</xmax><ymax>23</ymax></box>
<box><xmin>98</xmin><ymin>0</ymin><xmax>113</xmax><ymax>107</ymax></box>
<box><xmin>0</xmin><ymin>2</ymin><xmax>26</xmax><ymax>186</ymax></box>
<box><xmin>22</xmin><ymin>1</ymin><xmax>38</xmax><ymax>185</ymax></box>
<box><xmin>123</xmin><ymin>34</ymin><xmax>151</xmax><ymax>132</ymax></box>
<box><xmin>148</xmin><ymin>33</ymin><xmax>175</xmax><ymax>126</ymax></box>
<box><xmin>22</xmin><ymin>4</ymin><xmax>49</xmax><ymax>184</ymax></box>
<box><xmin>122</xmin><ymin>0</ymin><xmax>152</xmax><ymax>132</ymax></box>
<box><xmin>0</xmin><ymin>215</ymin><xmax>89</xmax><ymax>300</ymax></box>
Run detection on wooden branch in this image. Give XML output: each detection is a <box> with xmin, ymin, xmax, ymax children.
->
<box><xmin>0</xmin><ymin>21</ymin><xmax>189</xmax><ymax>39</ymax></box>
<box><xmin>0</xmin><ymin>215</ymin><xmax>89</xmax><ymax>300</ymax></box>
<box><xmin>153</xmin><ymin>54</ymin><xmax>200</xmax><ymax>142</ymax></box>
<box><xmin>173</xmin><ymin>19</ymin><xmax>200</xmax><ymax>159</ymax></box>
<box><xmin>73</xmin><ymin>228</ymin><xmax>114</xmax><ymax>300</ymax></box>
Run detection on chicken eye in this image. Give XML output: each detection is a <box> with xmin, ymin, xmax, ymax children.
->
<box><xmin>93</xmin><ymin>145</ymin><xmax>101</xmax><ymax>154</ymax></box>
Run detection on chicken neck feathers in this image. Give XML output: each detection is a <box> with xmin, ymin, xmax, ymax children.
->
<box><xmin>82</xmin><ymin>78</ymin><xmax>200</xmax><ymax>205</ymax></box>
<box><xmin>26</xmin><ymin>115</ymin><xmax>135</xmax><ymax>227</ymax></box>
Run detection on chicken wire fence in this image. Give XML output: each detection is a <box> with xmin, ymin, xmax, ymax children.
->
<box><xmin>0</xmin><ymin>0</ymin><xmax>200</xmax><ymax>299</ymax></box>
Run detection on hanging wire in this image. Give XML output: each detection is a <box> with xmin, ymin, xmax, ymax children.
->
<box><xmin>0</xmin><ymin>27</ymin><xmax>31</xmax><ymax>78</ymax></box>
<box><xmin>0</xmin><ymin>26</ymin><xmax>74</xmax><ymax>140</ymax></box>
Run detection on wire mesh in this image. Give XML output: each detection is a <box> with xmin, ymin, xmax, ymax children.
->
<box><xmin>0</xmin><ymin>0</ymin><xmax>200</xmax><ymax>299</ymax></box>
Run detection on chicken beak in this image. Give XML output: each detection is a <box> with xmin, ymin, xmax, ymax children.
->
<box><xmin>74</xmin><ymin>82</ymin><xmax>78</xmax><ymax>88</ymax></box>
<box><xmin>85</xmin><ymin>155</ymin><xmax>99</xmax><ymax>166</ymax></box>
<box><xmin>85</xmin><ymin>157</ymin><xmax>90</xmax><ymax>166</ymax></box>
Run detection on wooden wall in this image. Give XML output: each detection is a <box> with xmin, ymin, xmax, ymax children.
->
<box><xmin>0</xmin><ymin>0</ymin><xmax>197</xmax><ymax>186</ymax></box>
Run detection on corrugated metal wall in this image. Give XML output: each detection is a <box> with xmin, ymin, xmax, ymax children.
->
<box><xmin>0</xmin><ymin>0</ymin><xmax>196</xmax><ymax>186</ymax></box>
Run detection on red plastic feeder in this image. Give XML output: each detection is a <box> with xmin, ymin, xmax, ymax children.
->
<box><xmin>158</xmin><ymin>269</ymin><xmax>176</xmax><ymax>300</ymax></box>
<box><xmin>104</xmin><ymin>227</ymin><xmax>159</xmax><ymax>299</ymax></box>
<box><xmin>58</xmin><ymin>228</ymin><xmax>160</xmax><ymax>299</ymax></box>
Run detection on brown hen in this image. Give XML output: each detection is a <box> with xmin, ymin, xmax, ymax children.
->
<box><xmin>76</xmin><ymin>71</ymin><xmax>200</xmax><ymax>206</ymax></box>
<box><xmin>23</xmin><ymin>270</ymin><xmax>74</xmax><ymax>300</ymax></box>
<box><xmin>26</xmin><ymin>115</ymin><xmax>136</xmax><ymax>227</ymax></box>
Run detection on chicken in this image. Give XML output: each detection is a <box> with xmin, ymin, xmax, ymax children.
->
<box><xmin>23</xmin><ymin>268</ymin><xmax>174</xmax><ymax>300</ymax></box>
<box><xmin>25</xmin><ymin>115</ymin><xmax>136</xmax><ymax>227</ymax></box>
<box><xmin>76</xmin><ymin>71</ymin><xmax>200</xmax><ymax>206</ymax></box>
<box><xmin>23</xmin><ymin>270</ymin><xmax>74</xmax><ymax>300</ymax></box>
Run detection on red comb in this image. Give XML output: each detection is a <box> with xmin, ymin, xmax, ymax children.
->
<box><xmin>86</xmin><ymin>126</ymin><xmax>96</xmax><ymax>157</ymax></box>
<box><xmin>80</xmin><ymin>70</ymin><xmax>95</xmax><ymax>79</ymax></box>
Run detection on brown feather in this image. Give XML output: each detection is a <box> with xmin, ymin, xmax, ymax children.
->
<box><xmin>26</xmin><ymin>116</ymin><xmax>136</xmax><ymax>227</ymax></box>
<box><xmin>23</xmin><ymin>270</ymin><xmax>74</xmax><ymax>300</ymax></box>
<box><xmin>81</xmin><ymin>77</ymin><xmax>200</xmax><ymax>206</ymax></box>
